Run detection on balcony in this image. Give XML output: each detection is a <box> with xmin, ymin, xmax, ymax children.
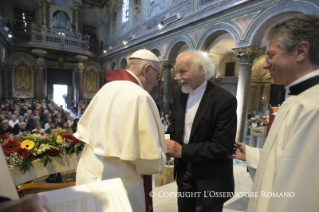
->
<box><xmin>8</xmin><ymin>20</ymin><xmax>93</xmax><ymax>56</ymax></box>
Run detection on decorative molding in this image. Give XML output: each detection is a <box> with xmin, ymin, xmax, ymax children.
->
<box><xmin>148</xmin><ymin>1</ymin><xmax>165</xmax><ymax>17</ymax></box>
<box><xmin>0</xmin><ymin>61</ymin><xmax>12</xmax><ymax>70</ymax></box>
<box><xmin>76</xmin><ymin>64</ymin><xmax>85</xmax><ymax>72</ymax></box>
<box><xmin>160</xmin><ymin>39</ymin><xmax>172</xmax><ymax>56</ymax></box>
<box><xmin>188</xmin><ymin>28</ymin><xmax>205</xmax><ymax>45</ymax></box>
<box><xmin>36</xmin><ymin>61</ymin><xmax>46</xmax><ymax>69</ymax></box>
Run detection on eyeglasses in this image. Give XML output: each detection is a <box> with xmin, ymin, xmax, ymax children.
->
<box><xmin>265</xmin><ymin>51</ymin><xmax>285</xmax><ymax>64</ymax></box>
<box><xmin>149</xmin><ymin>65</ymin><xmax>162</xmax><ymax>81</ymax></box>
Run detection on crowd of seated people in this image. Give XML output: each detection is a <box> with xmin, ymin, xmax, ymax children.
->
<box><xmin>0</xmin><ymin>98</ymin><xmax>87</xmax><ymax>135</ymax></box>
<box><xmin>70</xmin><ymin>100</ymin><xmax>90</xmax><ymax>117</ymax></box>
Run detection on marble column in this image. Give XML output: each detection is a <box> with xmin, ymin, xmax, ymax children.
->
<box><xmin>162</xmin><ymin>61</ymin><xmax>174</xmax><ymax>115</ymax></box>
<box><xmin>232</xmin><ymin>47</ymin><xmax>263</xmax><ymax>144</ymax></box>
<box><xmin>42</xmin><ymin>1</ymin><xmax>47</xmax><ymax>27</ymax></box>
<box><xmin>35</xmin><ymin>60</ymin><xmax>46</xmax><ymax>100</ymax></box>
<box><xmin>77</xmin><ymin>64</ymin><xmax>85</xmax><ymax>100</ymax></box>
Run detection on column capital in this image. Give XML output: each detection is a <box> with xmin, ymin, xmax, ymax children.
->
<box><xmin>76</xmin><ymin>64</ymin><xmax>85</xmax><ymax>73</ymax></box>
<box><xmin>0</xmin><ymin>61</ymin><xmax>12</xmax><ymax>70</ymax></box>
<box><xmin>36</xmin><ymin>61</ymin><xmax>46</xmax><ymax>68</ymax></box>
<box><xmin>232</xmin><ymin>46</ymin><xmax>264</xmax><ymax>65</ymax></box>
<box><xmin>162</xmin><ymin>61</ymin><xmax>175</xmax><ymax>67</ymax></box>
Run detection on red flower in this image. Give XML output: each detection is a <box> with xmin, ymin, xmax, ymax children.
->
<box><xmin>47</xmin><ymin>149</ymin><xmax>60</xmax><ymax>156</ymax></box>
<box><xmin>62</xmin><ymin>134</ymin><xmax>77</xmax><ymax>143</ymax></box>
<box><xmin>17</xmin><ymin>148</ymin><xmax>30</xmax><ymax>158</ymax></box>
<box><xmin>2</xmin><ymin>139</ymin><xmax>21</xmax><ymax>155</ymax></box>
<box><xmin>0</xmin><ymin>135</ymin><xmax>9</xmax><ymax>141</ymax></box>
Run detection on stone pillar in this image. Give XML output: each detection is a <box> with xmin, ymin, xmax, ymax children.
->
<box><xmin>232</xmin><ymin>47</ymin><xmax>263</xmax><ymax>144</ymax></box>
<box><xmin>77</xmin><ymin>64</ymin><xmax>85</xmax><ymax>100</ymax></box>
<box><xmin>162</xmin><ymin>61</ymin><xmax>174</xmax><ymax>115</ymax></box>
<box><xmin>35</xmin><ymin>60</ymin><xmax>46</xmax><ymax>100</ymax></box>
<box><xmin>0</xmin><ymin>62</ymin><xmax>11</xmax><ymax>101</ymax></box>
<box><xmin>75</xmin><ymin>10</ymin><xmax>79</xmax><ymax>34</ymax></box>
<box><xmin>42</xmin><ymin>1</ymin><xmax>47</xmax><ymax>27</ymax></box>
<box><xmin>32</xmin><ymin>49</ymin><xmax>47</xmax><ymax>100</ymax></box>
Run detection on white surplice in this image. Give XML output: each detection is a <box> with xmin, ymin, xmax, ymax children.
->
<box><xmin>246</xmin><ymin>84</ymin><xmax>319</xmax><ymax>212</ymax></box>
<box><xmin>74</xmin><ymin>80</ymin><xmax>167</xmax><ymax>212</ymax></box>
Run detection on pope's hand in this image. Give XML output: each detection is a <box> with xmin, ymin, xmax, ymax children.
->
<box><xmin>166</xmin><ymin>139</ymin><xmax>182</xmax><ymax>158</ymax></box>
<box><xmin>228</xmin><ymin>142</ymin><xmax>246</xmax><ymax>161</ymax></box>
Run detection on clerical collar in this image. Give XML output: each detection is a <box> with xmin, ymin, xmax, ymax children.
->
<box><xmin>190</xmin><ymin>80</ymin><xmax>207</xmax><ymax>96</ymax></box>
<box><xmin>126</xmin><ymin>70</ymin><xmax>143</xmax><ymax>88</ymax></box>
<box><xmin>285</xmin><ymin>69</ymin><xmax>319</xmax><ymax>95</ymax></box>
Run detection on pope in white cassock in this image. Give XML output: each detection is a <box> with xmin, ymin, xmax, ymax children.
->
<box><xmin>233</xmin><ymin>14</ymin><xmax>319</xmax><ymax>212</ymax></box>
<box><xmin>74</xmin><ymin>49</ymin><xmax>167</xmax><ymax>212</ymax></box>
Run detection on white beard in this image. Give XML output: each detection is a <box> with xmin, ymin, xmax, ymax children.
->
<box><xmin>181</xmin><ymin>84</ymin><xmax>192</xmax><ymax>94</ymax></box>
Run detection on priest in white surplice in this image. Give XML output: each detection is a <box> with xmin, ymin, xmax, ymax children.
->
<box><xmin>74</xmin><ymin>49</ymin><xmax>167</xmax><ymax>212</ymax></box>
<box><xmin>232</xmin><ymin>14</ymin><xmax>319</xmax><ymax>212</ymax></box>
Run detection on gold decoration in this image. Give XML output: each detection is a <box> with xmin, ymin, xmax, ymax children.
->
<box><xmin>16</xmin><ymin>65</ymin><xmax>32</xmax><ymax>91</ymax></box>
<box><xmin>232</xmin><ymin>47</ymin><xmax>264</xmax><ymax>65</ymax></box>
<box><xmin>86</xmin><ymin>70</ymin><xmax>97</xmax><ymax>92</ymax></box>
<box><xmin>162</xmin><ymin>61</ymin><xmax>175</xmax><ymax>67</ymax></box>
<box><xmin>251</xmin><ymin>56</ymin><xmax>272</xmax><ymax>82</ymax></box>
<box><xmin>77</xmin><ymin>65</ymin><xmax>85</xmax><ymax>72</ymax></box>
<box><xmin>36</xmin><ymin>61</ymin><xmax>46</xmax><ymax>68</ymax></box>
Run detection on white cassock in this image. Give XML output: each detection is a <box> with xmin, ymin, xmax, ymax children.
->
<box><xmin>74</xmin><ymin>80</ymin><xmax>167</xmax><ymax>212</ymax></box>
<box><xmin>246</xmin><ymin>84</ymin><xmax>319</xmax><ymax>212</ymax></box>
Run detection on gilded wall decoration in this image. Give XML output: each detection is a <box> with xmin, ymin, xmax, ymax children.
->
<box><xmin>11</xmin><ymin>57</ymin><xmax>34</xmax><ymax>98</ymax></box>
<box><xmin>251</xmin><ymin>56</ymin><xmax>272</xmax><ymax>82</ymax></box>
<box><xmin>86</xmin><ymin>70</ymin><xmax>97</xmax><ymax>92</ymax></box>
<box><xmin>16</xmin><ymin>65</ymin><xmax>32</xmax><ymax>91</ymax></box>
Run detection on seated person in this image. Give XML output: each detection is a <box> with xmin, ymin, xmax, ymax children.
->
<box><xmin>66</xmin><ymin>127</ymin><xmax>73</xmax><ymax>134</ymax></box>
<box><xmin>14</xmin><ymin>122</ymin><xmax>29</xmax><ymax>135</ymax></box>
<box><xmin>32</xmin><ymin>123</ymin><xmax>45</xmax><ymax>133</ymax></box>
<box><xmin>45</xmin><ymin>122</ymin><xmax>56</xmax><ymax>133</ymax></box>
<box><xmin>44</xmin><ymin>118</ymin><xmax>52</xmax><ymax>130</ymax></box>
<box><xmin>162</xmin><ymin>120</ymin><xmax>168</xmax><ymax>133</ymax></box>
<box><xmin>0</xmin><ymin>120</ymin><xmax>13</xmax><ymax>135</ymax></box>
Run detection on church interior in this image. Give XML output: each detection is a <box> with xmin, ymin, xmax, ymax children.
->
<box><xmin>1</xmin><ymin>0</ymin><xmax>319</xmax><ymax>211</ymax></box>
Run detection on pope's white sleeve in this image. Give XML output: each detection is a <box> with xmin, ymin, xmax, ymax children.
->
<box><xmin>131</xmin><ymin>151</ymin><xmax>166</xmax><ymax>175</ymax></box>
<box><xmin>246</xmin><ymin>145</ymin><xmax>262</xmax><ymax>169</ymax></box>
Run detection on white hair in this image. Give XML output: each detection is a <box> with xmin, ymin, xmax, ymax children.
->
<box><xmin>176</xmin><ymin>51</ymin><xmax>216</xmax><ymax>79</ymax></box>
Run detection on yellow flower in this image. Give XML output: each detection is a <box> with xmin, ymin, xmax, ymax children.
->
<box><xmin>21</xmin><ymin>140</ymin><xmax>35</xmax><ymax>150</ymax></box>
<box><xmin>56</xmin><ymin>135</ymin><xmax>63</xmax><ymax>144</ymax></box>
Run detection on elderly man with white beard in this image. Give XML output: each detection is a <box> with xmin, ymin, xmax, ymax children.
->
<box><xmin>166</xmin><ymin>51</ymin><xmax>237</xmax><ymax>212</ymax></box>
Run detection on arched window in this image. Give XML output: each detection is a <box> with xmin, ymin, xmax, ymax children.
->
<box><xmin>122</xmin><ymin>0</ymin><xmax>129</xmax><ymax>23</ymax></box>
<box><xmin>53</xmin><ymin>10</ymin><xmax>70</xmax><ymax>29</ymax></box>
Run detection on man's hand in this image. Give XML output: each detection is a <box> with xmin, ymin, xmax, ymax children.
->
<box><xmin>166</xmin><ymin>139</ymin><xmax>182</xmax><ymax>158</ymax></box>
<box><xmin>228</xmin><ymin>142</ymin><xmax>246</xmax><ymax>161</ymax></box>
<box><xmin>166</xmin><ymin>153</ymin><xmax>171</xmax><ymax>161</ymax></box>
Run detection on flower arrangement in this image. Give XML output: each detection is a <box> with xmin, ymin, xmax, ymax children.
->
<box><xmin>0</xmin><ymin>129</ymin><xmax>84</xmax><ymax>173</ymax></box>
<box><xmin>247</xmin><ymin>115</ymin><xmax>269</xmax><ymax>129</ymax></box>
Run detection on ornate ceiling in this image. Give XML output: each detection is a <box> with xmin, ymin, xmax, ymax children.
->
<box><xmin>81</xmin><ymin>0</ymin><xmax>108</xmax><ymax>8</ymax></box>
